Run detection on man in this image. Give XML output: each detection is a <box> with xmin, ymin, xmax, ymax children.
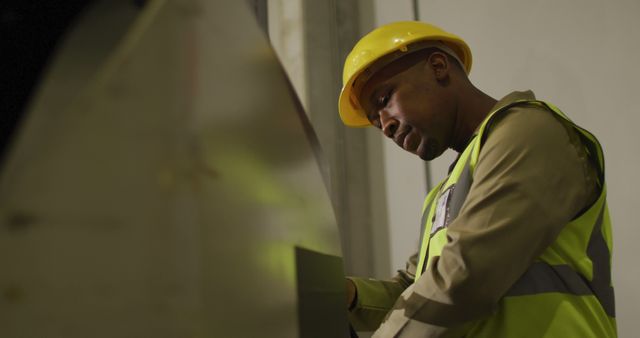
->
<box><xmin>339</xmin><ymin>21</ymin><xmax>616</xmax><ymax>337</ymax></box>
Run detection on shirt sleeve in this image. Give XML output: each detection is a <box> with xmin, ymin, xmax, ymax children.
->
<box><xmin>347</xmin><ymin>253</ymin><xmax>417</xmax><ymax>331</ymax></box>
<box><xmin>373</xmin><ymin>105</ymin><xmax>598</xmax><ymax>337</ymax></box>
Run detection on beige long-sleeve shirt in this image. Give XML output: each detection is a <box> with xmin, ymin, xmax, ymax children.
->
<box><xmin>348</xmin><ymin>91</ymin><xmax>599</xmax><ymax>336</ymax></box>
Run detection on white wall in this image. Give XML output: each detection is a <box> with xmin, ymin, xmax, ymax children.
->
<box><xmin>419</xmin><ymin>0</ymin><xmax>639</xmax><ymax>335</ymax></box>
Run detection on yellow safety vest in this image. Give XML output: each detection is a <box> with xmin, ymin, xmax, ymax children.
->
<box><xmin>415</xmin><ymin>100</ymin><xmax>616</xmax><ymax>337</ymax></box>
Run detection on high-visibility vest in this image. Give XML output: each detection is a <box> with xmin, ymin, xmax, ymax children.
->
<box><xmin>414</xmin><ymin>100</ymin><xmax>616</xmax><ymax>337</ymax></box>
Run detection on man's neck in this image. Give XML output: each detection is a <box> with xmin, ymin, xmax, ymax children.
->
<box><xmin>451</xmin><ymin>86</ymin><xmax>497</xmax><ymax>152</ymax></box>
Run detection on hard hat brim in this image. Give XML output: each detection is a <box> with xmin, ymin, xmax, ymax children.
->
<box><xmin>339</xmin><ymin>80</ymin><xmax>370</xmax><ymax>127</ymax></box>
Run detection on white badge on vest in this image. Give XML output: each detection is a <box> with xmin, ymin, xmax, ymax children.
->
<box><xmin>431</xmin><ymin>187</ymin><xmax>453</xmax><ymax>235</ymax></box>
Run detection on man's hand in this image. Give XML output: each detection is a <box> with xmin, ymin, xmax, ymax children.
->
<box><xmin>346</xmin><ymin>278</ymin><xmax>357</xmax><ymax>309</ymax></box>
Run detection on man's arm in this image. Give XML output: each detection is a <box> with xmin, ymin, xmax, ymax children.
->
<box><xmin>347</xmin><ymin>253</ymin><xmax>417</xmax><ymax>331</ymax></box>
<box><xmin>374</xmin><ymin>106</ymin><xmax>598</xmax><ymax>337</ymax></box>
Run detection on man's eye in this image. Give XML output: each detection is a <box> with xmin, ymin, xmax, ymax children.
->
<box><xmin>366</xmin><ymin>110</ymin><xmax>382</xmax><ymax>128</ymax></box>
<box><xmin>378</xmin><ymin>93</ymin><xmax>390</xmax><ymax>107</ymax></box>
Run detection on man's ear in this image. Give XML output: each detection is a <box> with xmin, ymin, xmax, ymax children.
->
<box><xmin>426</xmin><ymin>51</ymin><xmax>450</xmax><ymax>81</ymax></box>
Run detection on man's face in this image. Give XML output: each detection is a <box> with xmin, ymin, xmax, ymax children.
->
<box><xmin>358</xmin><ymin>52</ymin><xmax>455</xmax><ymax>161</ymax></box>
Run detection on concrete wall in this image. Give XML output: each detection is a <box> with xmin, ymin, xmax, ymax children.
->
<box><xmin>417</xmin><ymin>1</ymin><xmax>638</xmax><ymax>335</ymax></box>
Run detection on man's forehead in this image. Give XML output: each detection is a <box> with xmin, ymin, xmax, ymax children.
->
<box><xmin>361</xmin><ymin>68</ymin><xmax>391</xmax><ymax>96</ymax></box>
<box><xmin>359</xmin><ymin>50</ymin><xmax>428</xmax><ymax>101</ymax></box>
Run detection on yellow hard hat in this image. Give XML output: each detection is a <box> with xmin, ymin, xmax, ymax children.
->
<box><xmin>338</xmin><ymin>21</ymin><xmax>472</xmax><ymax>127</ymax></box>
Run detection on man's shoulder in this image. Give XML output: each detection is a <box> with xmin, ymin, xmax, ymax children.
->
<box><xmin>484</xmin><ymin>101</ymin><xmax>568</xmax><ymax>147</ymax></box>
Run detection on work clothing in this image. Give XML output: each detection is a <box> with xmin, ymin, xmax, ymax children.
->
<box><xmin>348</xmin><ymin>91</ymin><xmax>616</xmax><ymax>337</ymax></box>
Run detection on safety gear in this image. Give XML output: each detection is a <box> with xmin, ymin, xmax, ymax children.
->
<box><xmin>415</xmin><ymin>100</ymin><xmax>616</xmax><ymax>337</ymax></box>
<box><xmin>338</xmin><ymin>21</ymin><xmax>472</xmax><ymax>127</ymax></box>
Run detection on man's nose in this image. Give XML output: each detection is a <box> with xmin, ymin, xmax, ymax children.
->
<box><xmin>380</xmin><ymin>111</ymin><xmax>398</xmax><ymax>138</ymax></box>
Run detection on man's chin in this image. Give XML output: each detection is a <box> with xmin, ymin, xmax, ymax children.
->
<box><xmin>419</xmin><ymin>152</ymin><xmax>437</xmax><ymax>161</ymax></box>
<box><xmin>418</xmin><ymin>141</ymin><xmax>443</xmax><ymax>161</ymax></box>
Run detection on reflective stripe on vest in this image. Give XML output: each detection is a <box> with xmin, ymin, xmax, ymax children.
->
<box><xmin>414</xmin><ymin>100</ymin><xmax>615</xmax><ymax>322</ymax></box>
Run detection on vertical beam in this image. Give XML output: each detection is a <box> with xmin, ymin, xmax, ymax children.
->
<box><xmin>268</xmin><ymin>0</ymin><xmax>391</xmax><ymax>278</ymax></box>
<box><xmin>267</xmin><ymin>0</ymin><xmax>307</xmax><ymax>110</ymax></box>
<box><xmin>302</xmin><ymin>0</ymin><xmax>385</xmax><ymax>277</ymax></box>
